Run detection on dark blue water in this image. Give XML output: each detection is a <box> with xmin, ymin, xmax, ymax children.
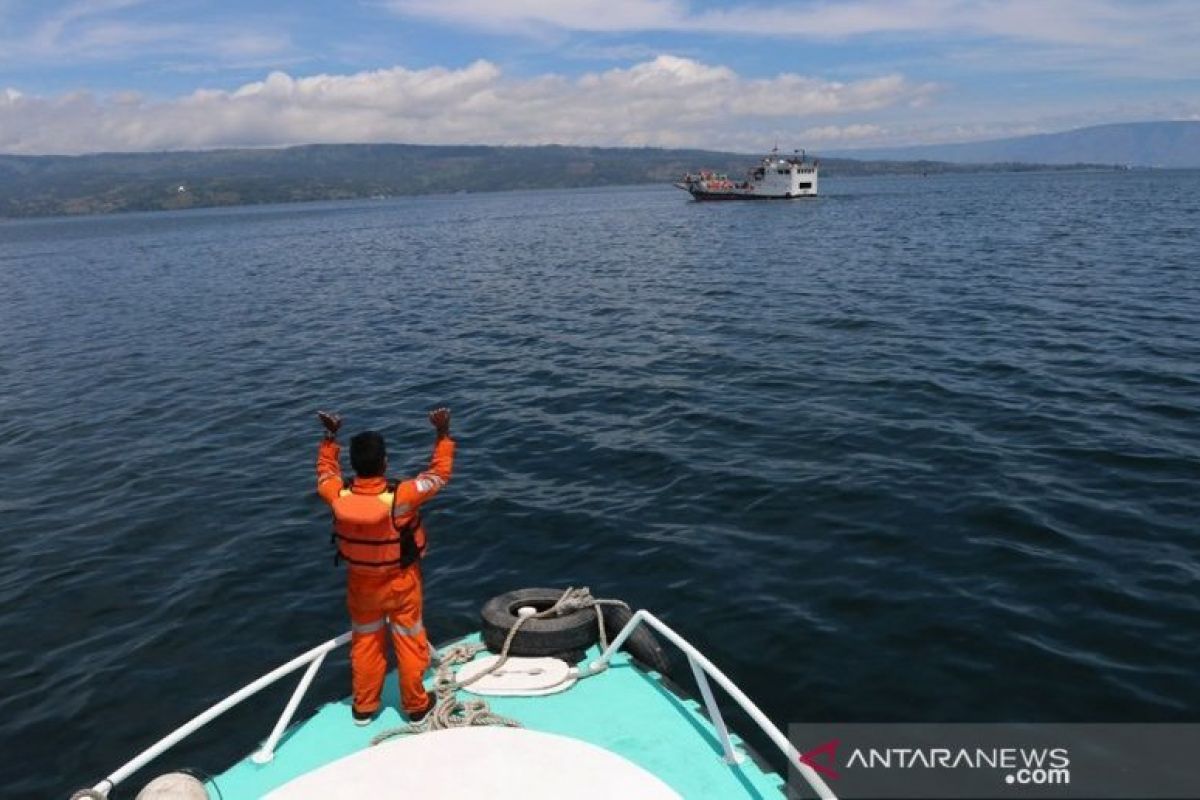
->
<box><xmin>1</xmin><ymin>171</ymin><xmax>1198</xmax><ymax>798</ymax></box>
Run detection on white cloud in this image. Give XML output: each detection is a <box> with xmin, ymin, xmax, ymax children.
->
<box><xmin>0</xmin><ymin>0</ymin><xmax>295</xmax><ymax>68</ymax></box>
<box><xmin>565</xmin><ymin>42</ymin><xmax>682</xmax><ymax>62</ymax></box>
<box><xmin>387</xmin><ymin>0</ymin><xmax>684</xmax><ymax>34</ymax></box>
<box><xmin>385</xmin><ymin>0</ymin><xmax>1200</xmax><ymax>77</ymax></box>
<box><xmin>9</xmin><ymin>0</ymin><xmax>150</xmax><ymax>58</ymax></box>
<box><xmin>34</xmin><ymin>0</ymin><xmax>148</xmax><ymax>43</ymax></box>
<box><xmin>383</xmin><ymin>0</ymin><xmax>1192</xmax><ymax>42</ymax></box>
<box><xmin>817</xmin><ymin>96</ymin><xmax>1200</xmax><ymax>149</ymax></box>
<box><xmin>0</xmin><ymin>56</ymin><xmax>938</xmax><ymax>154</ymax></box>
<box><xmin>797</xmin><ymin>123</ymin><xmax>887</xmax><ymax>143</ymax></box>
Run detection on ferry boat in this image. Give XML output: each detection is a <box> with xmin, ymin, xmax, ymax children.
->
<box><xmin>676</xmin><ymin>150</ymin><xmax>819</xmax><ymax>200</ymax></box>
<box><xmin>72</xmin><ymin>587</ymin><xmax>836</xmax><ymax>799</ymax></box>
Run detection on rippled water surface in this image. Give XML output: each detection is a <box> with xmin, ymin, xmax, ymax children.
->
<box><xmin>1</xmin><ymin>171</ymin><xmax>1198</xmax><ymax>797</ymax></box>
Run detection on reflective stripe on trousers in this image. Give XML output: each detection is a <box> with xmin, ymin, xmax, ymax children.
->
<box><xmin>351</xmin><ymin>617</ymin><xmax>422</xmax><ymax>637</ymax></box>
<box><xmin>391</xmin><ymin>619</ymin><xmax>423</xmax><ymax>637</ymax></box>
<box><xmin>352</xmin><ymin>618</ymin><xmax>386</xmax><ymax>634</ymax></box>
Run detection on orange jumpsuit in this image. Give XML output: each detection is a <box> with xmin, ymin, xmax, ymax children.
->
<box><xmin>316</xmin><ymin>434</ymin><xmax>455</xmax><ymax>717</ymax></box>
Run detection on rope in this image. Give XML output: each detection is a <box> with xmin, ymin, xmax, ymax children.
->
<box><xmin>371</xmin><ymin>642</ymin><xmax>522</xmax><ymax>745</ymax></box>
<box><xmin>456</xmin><ymin>587</ymin><xmax>626</xmax><ymax>689</ymax></box>
<box><xmin>371</xmin><ymin>587</ymin><xmax>629</xmax><ymax>746</ymax></box>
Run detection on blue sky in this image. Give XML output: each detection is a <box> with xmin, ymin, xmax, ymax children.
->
<box><xmin>1</xmin><ymin>0</ymin><xmax>1198</xmax><ymax>154</ymax></box>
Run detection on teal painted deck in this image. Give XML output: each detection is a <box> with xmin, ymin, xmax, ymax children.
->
<box><xmin>210</xmin><ymin>636</ymin><xmax>787</xmax><ymax>799</ymax></box>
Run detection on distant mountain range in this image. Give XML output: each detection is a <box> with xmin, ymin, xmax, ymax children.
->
<box><xmin>0</xmin><ymin>143</ymin><xmax>1117</xmax><ymax>218</ymax></box>
<box><xmin>826</xmin><ymin>122</ymin><xmax>1200</xmax><ymax>167</ymax></box>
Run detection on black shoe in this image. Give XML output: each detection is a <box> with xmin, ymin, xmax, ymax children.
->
<box><xmin>408</xmin><ymin>701</ymin><xmax>433</xmax><ymax>724</ymax></box>
<box><xmin>352</xmin><ymin>708</ymin><xmax>375</xmax><ymax>727</ymax></box>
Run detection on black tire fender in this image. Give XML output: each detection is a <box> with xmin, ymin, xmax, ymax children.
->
<box><xmin>481</xmin><ymin>588</ymin><xmax>599</xmax><ymax>657</ymax></box>
<box><xmin>601</xmin><ymin>603</ymin><xmax>672</xmax><ymax>675</ymax></box>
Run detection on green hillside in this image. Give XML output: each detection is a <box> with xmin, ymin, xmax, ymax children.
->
<box><xmin>0</xmin><ymin>143</ymin><xmax>1114</xmax><ymax>218</ymax></box>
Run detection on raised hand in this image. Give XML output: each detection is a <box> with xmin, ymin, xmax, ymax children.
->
<box><xmin>428</xmin><ymin>407</ymin><xmax>451</xmax><ymax>437</ymax></box>
<box><xmin>317</xmin><ymin>410</ymin><xmax>342</xmax><ymax>439</ymax></box>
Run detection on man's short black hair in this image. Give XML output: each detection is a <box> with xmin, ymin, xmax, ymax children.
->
<box><xmin>350</xmin><ymin>431</ymin><xmax>387</xmax><ymax>477</ymax></box>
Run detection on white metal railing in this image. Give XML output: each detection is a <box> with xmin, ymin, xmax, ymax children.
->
<box><xmin>86</xmin><ymin>631</ymin><xmax>351</xmax><ymax>798</ymax></box>
<box><xmin>85</xmin><ymin>611</ymin><xmax>836</xmax><ymax>800</ymax></box>
<box><xmin>581</xmin><ymin>609</ymin><xmax>838</xmax><ymax>800</ymax></box>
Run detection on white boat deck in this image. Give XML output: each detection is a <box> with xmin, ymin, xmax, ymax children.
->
<box><xmin>264</xmin><ymin>726</ymin><xmax>680</xmax><ymax>799</ymax></box>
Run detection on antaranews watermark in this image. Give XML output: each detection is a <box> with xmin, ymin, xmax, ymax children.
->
<box><xmin>788</xmin><ymin>724</ymin><xmax>1200</xmax><ymax>798</ymax></box>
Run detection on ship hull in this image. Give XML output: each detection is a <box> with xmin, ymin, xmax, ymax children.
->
<box><xmin>687</xmin><ymin>190</ymin><xmax>815</xmax><ymax>201</ymax></box>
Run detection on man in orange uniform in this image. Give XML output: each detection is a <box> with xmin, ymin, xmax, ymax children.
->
<box><xmin>315</xmin><ymin>407</ymin><xmax>455</xmax><ymax>725</ymax></box>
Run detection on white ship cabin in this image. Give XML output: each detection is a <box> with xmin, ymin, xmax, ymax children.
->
<box><xmin>750</xmin><ymin>155</ymin><xmax>819</xmax><ymax>196</ymax></box>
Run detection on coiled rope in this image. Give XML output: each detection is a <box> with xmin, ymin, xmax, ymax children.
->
<box><xmin>371</xmin><ymin>587</ymin><xmax>629</xmax><ymax>746</ymax></box>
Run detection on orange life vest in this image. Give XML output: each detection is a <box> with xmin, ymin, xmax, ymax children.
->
<box><xmin>331</xmin><ymin>483</ymin><xmax>424</xmax><ymax>569</ymax></box>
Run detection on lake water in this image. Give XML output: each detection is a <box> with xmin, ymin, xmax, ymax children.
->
<box><xmin>1</xmin><ymin>171</ymin><xmax>1198</xmax><ymax>798</ymax></box>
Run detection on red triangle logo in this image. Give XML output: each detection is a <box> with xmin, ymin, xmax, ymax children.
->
<box><xmin>798</xmin><ymin>738</ymin><xmax>840</xmax><ymax>780</ymax></box>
